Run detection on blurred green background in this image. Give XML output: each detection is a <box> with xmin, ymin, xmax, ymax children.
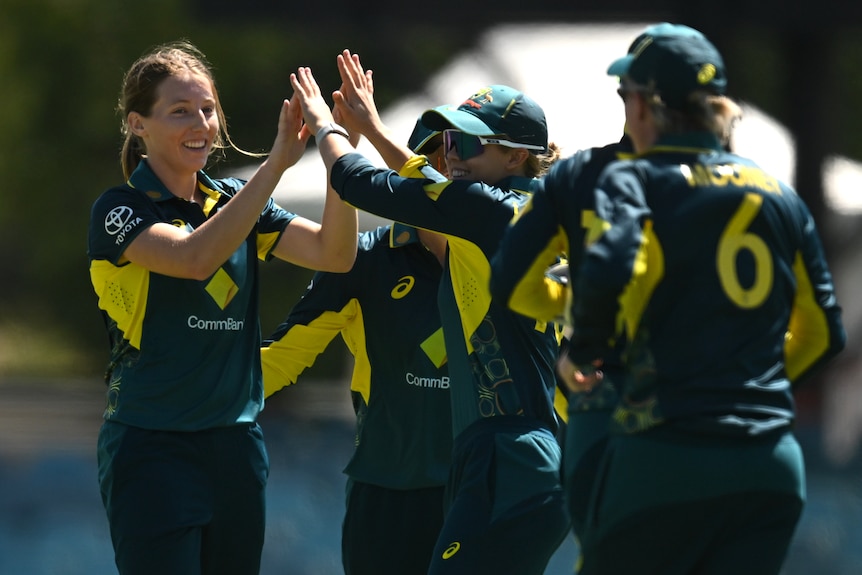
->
<box><xmin>1</xmin><ymin>2</ymin><xmax>861</xmax><ymax>573</ymax></box>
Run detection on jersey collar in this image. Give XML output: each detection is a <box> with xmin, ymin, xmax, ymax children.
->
<box><xmin>647</xmin><ymin>131</ymin><xmax>723</xmax><ymax>155</ymax></box>
<box><xmin>126</xmin><ymin>159</ymin><xmax>222</xmax><ymax>203</ymax></box>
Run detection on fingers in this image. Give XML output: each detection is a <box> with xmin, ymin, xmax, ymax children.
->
<box><xmin>290</xmin><ymin>67</ymin><xmax>321</xmax><ymax>102</ymax></box>
<box><xmin>289</xmin><ymin>67</ymin><xmax>334</xmax><ymax>134</ymax></box>
<box><xmin>556</xmin><ymin>354</ymin><xmax>603</xmax><ymax>393</ymax></box>
<box><xmin>365</xmin><ymin>69</ymin><xmax>374</xmax><ymax>95</ymax></box>
<box><xmin>332</xmin><ymin>105</ymin><xmax>359</xmax><ymax>147</ymax></box>
<box><xmin>336</xmin><ymin>49</ymin><xmax>371</xmax><ymax>97</ymax></box>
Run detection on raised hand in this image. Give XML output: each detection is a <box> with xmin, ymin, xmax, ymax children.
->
<box><xmin>333</xmin><ymin>104</ymin><xmax>360</xmax><ymax>148</ymax></box>
<box><xmin>290</xmin><ymin>66</ymin><xmax>337</xmax><ymax>137</ymax></box>
<box><xmin>267</xmin><ymin>90</ymin><xmax>312</xmax><ymax>173</ymax></box>
<box><xmin>332</xmin><ymin>50</ymin><xmax>384</xmax><ymax>138</ymax></box>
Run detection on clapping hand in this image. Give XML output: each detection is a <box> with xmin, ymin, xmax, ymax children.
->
<box><xmin>267</xmin><ymin>88</ymin><xmax>312</xmax><ymax>173</ymax></box>
<box><xmin>290</xmin><ymin>66</ymin><xmax>336</xmax><ymax>137</ymax></box>
<box><xmin>332</xmin><ymin>49</ymin><xmax>383</xmax><ymax>139</ymax></box>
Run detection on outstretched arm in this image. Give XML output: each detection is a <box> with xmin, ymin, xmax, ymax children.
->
<box><xmin>331</xmin><ymin>49</ymin><xmax>414</xmax><ymax>171</ymax></box>
<box><xmin>271</xmin><ymin>66</ymin><xmax>359</xmax><ymax>272</ymax></box>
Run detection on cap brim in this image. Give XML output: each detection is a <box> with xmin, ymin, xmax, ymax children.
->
<box><xmin>420</xmin><ymin>106</ymin><xmax>496</xmax><ymax>136</ymax></box>
<box><xmin>607</xmin><ymin>54</ymin><xmax>634</xmax><ymax>77</ymax></box>
<box><xmin>408</xmin><ymin>131</ymin><xmax>439</xmax><ymax>154</ymax></box>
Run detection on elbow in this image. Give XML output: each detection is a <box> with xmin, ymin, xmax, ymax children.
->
<box><xmin>184</xmin><ymin>255</ymin><xmax>225</xmax><ymax>281</ymax></box>
<box><xmin>328</xmin><ymin>248</ymin><xmax>357</xmax><ymax>273</ymax></box>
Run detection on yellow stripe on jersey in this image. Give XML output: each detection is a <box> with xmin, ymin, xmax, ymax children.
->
<box><xmin>398</xmin><ymin>155</ymin><xmax>451</xmax><ymax>201</ymax></box>
<box><xmin>446</xmin><ymin>235</ymin><xmax>493</xmax><ymax>354</ymax></box>
<box><xmin>582</xmin><ymin>209</ymin><xmax>612</xmax><ymax>247</ymax></box>
<box><xmin>261</xmin><ymin>299</ymin><xmax>370</xmax><ymax>401</ymax></box>
<box><xmin>257</xmin><ymin>230</ymin><xmax>281</xmax><ymax>260</ymax></box>
<box><xmin>617</xmin><ymin>219</ymin><xmax>664</xmax><ymax>342</ymax></box>
<box><xmin>507</xmin><ymin>227</ymin><xmax>570</xmax><ymax>323</ymax></box>
<box><xmin>198</xmin><ymin>181</ymin><xmax>221</xmax><ymax>215</ymax></box>
<box><xmin>89</xmin><ymin>259</ymin><xmax>150</xmax><ymax>350</ymax></box>
<box><xmin>785</xmin><ymin>252</ymin><xmax>831</xmax><ymax>382</ymax></box>
<box><xmin>554</xmin><ymin>386</ymin><xmax>569</xmax><ymax>424</ymax></box>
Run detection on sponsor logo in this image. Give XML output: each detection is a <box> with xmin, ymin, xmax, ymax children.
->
<box><xmin>406</xmin><ymin>372</ymin><xmax>450</xmax><ymax>389</ymax></box>
<box><xmin>187</xmin><ymin>315</ymin><xmax>245</xmax><ymax>331</ymax></box>
<box><xmin>463</xmin><ymin>86</ymin><xmax>494</xmax><ymax>110</ymax></box>
<box><xmin>442</xmin><ymin>542</ymin><xmax>461</xmax><ymax>559</ymax></box>
<box><xmin>390</xmin><ymin>275</ymin><xmax>415</xmax><ymax>299</ymax></box>
<box><xmin>104</xmin><ymin>206</ymin><xmax>143</xmax><ymax>245</ymax></box>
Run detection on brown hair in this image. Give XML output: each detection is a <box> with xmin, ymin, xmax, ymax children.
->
<box><xmin>639</xmin><ymin>87</ymin><xmax>742</xmax><ymax>149</ymax></box>
<box><xmin>117</xmin><ymin>40</ymin><xmax>251</xmax><ymax>179</ymax></box>
<box><xmin>524</xmin><ymin>142</ymin><xmax>563</xmax><ymax>178</ymax></box>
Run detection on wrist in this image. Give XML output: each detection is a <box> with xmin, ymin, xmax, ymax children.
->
<box><xmin>315</xmin><ymin>122</ymin><xmax>350</xmax><ymax>142</ymax></box>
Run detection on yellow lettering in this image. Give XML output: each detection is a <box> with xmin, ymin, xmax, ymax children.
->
<box><xmin>684</xmin><ymin>164</ymin><xmax>782</xmax><ymax>195</ymax></box>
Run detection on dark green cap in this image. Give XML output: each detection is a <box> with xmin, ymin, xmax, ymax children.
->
<box><xmin>421</xmin><ymin>85</ymin><xmax>548</xmax><ymax>151</ymax></box>
<box><xmin>608</xmin><ymin>23</ymin><xmax>727</xmax><ymax>109</ymax></box>
<box><xmin>407</xmin><ymin>105</ymin><xmax>446</xmax><ymax>154</ymax></box>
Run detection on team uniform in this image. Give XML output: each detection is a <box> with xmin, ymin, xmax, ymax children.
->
<box><xmin>260</xmin><ymin>225</ymin><xmax>452</xmax><ymax>575</ymax></box>
<box><xmin>329</xmin><ymin>153</ymin><xmax>570</xmax><ymax>575</ymax></box>
<box><xmin>565</xmin><ymin>131</ymin><xmax>846</xmax><ymax>574</ymax></box>
<box><xmin>88</xmin><ymin>159</ymin><xmax>295</xmax><ymax>575</ymax></box>
<box><xmin>489</xmin><ymin>137</ymin><xmax>633</xmax><ymax>543</ymax></box>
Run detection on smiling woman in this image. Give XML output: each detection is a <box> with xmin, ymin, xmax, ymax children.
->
<box><xmin>85</xmin><ymin>40</ymin><xmax>358</xmax><ymax>575</ymax></box>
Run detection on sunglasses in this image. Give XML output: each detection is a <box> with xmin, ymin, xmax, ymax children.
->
<box><xmin>442</xmin><ymin>129</ymin><xmax>545</xmax><ymax>160</ymax></box>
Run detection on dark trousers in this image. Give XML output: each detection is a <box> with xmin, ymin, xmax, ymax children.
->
<box><xmin>98</xmin><ymin>422</ymin><xmax>269</xmax><ymax>575</ymax></box>
<box><xmin>580</xmin><ymin>429</ymin><xmax>805</xmax><ymax>575</ymax></box>
<box><xmin>427</xmin><ymin>420</ymin><xmax>571</xmax><ymax>575</ymax></box>
<box><xmin>341</xmin><ymin>481</ymin><xmax>445</xmax><ymax>575</ymax></box>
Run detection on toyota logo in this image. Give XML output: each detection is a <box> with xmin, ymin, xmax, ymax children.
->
<box><xmin>104</xmin><ymin>206</ymin><xmax>134</xmax><ymax>235</ymax></box>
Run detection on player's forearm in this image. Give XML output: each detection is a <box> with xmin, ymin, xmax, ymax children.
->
<box><xmin>360</xmin><ymin>122</ymin><xmax>415</xmax><ymax>171</ymax></box>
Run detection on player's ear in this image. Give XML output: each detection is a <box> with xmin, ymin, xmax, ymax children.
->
<box><xmin>128</xmin><ymin>112</ymin><xmax>146</xmax><ymax>137</ymax></box>
<box><xmin>505</xmin><ymin>148</ymin><xmax>530</xmax><ymax>170</ymax></box>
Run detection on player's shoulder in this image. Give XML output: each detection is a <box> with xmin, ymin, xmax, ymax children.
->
<box><xmin>207</xmin><ymin>176</ymin><xmax>246</xmax><ymax>197</ymax></box>
<box><xmin>357</xmin><ymin>226</ymin><xmax>392</xmax><ymax>251</ymax></box>
<box><xmin>548</xmin><ymin>140</ymin><xmax>632</xmax><ymax>182</ymax></box>
<box><xmin>90</xmin><ymin>182</ymin><xmax>152</xmax><ymax>218</ymax></box>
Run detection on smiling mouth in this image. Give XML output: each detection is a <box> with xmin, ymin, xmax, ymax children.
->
<box><xmin>184</xmin><ymin>140</ymin><xmax>207</xmax><ymax>150</ymax></box>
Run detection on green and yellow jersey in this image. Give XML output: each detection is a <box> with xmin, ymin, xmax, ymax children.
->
<box><xmin>568</xmin><ymin>132</ymin><xmax>846</xmax><ymax>436</ymax></box>
<box><xmin>87</xmin><ymin>159</ymin><xmax>296</xmax><ymax>431</ymax></box>
<box><xmin>261</xmin><ymin>226</ymin><xmax>452</xmax><ymax>489</ymax></box>
<box><xmin>330</xmin><ymin>154</ymin><xmax>561</xmax><ymax>440</ymax></box>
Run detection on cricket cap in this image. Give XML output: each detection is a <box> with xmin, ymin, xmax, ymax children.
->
<box><xmin>407</xmin><ymin>105</ymin><xmax>446</xmax><ymax>154</ymax></box>
<box><xmin>392</xmin><ymin>108</ymin><xmax>447</xmax><ymax>248</ymax></box>
<box><xmin>607</xmin><ymin>23</ymin><xmax>727</xmax><ymax>109</ymax></box>
<box><xmin>421</xmin><ymin>85</ymin><xmax>548</xmax><ymax>151</ymax></box>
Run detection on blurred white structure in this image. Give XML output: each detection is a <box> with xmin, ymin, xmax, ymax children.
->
<box><xmin>234</xmin><ymin>22</ymin><xmax>862</xmax><ymax>222</ymax></box>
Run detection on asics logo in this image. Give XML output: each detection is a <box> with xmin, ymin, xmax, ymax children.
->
<box><xmin>390</xmin><ymin>275</ymin><xmax>415</xmax><ymax>299</ymax></box>
<box><xmin>442</xmin><ymin>541</ymin><xmax>460</xmax><ymax>559</ymax></box>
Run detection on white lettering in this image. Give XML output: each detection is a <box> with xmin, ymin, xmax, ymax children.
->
<box><xmin>114</xmin><ymin>216</ymin><xmax>143</xmax><ymax>246</ymax></box>
<box><xmin>405</xmin><ymin>373</ymin><xmax>450</xmax><ymax>389</ymax></box>
<box><xmin>187</xmin><ymin>315</ymin><xmax>245</xmax><ymax>331</ymax></box>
